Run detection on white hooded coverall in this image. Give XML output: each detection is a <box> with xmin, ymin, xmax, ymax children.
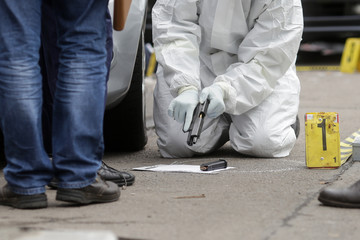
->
<box><xmin>152</xmin><ymin>0</ymin><xmax>303</xmax><ymax>158</ymax></box>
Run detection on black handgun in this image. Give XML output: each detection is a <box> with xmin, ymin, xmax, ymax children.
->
<box><xmin>185</xmin><ymin>99</ymin><xmax>210</xmax><ymax>146</ymax></box>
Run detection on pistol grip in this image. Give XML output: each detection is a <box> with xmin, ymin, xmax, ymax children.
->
<box><xmin>186</xmin><ymin>100</ymin><xmax>209</xmax><ymax>146</ymax></box>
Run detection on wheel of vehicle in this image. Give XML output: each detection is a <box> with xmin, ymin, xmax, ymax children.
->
<box><xmin>103</xmin><ymin>33</ymin><xmax>148</xmax><ymax>152</ymax></box>
<box><xmin>0</xmin><ymin>131</ymin><xmax>5</xmax><ymax>169</ymax></box>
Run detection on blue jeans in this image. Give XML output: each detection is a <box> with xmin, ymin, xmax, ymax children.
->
<box><xmin>0</xmin><ymin>0</ymin><xmax>109</xmax><ymax>195</ymax></box>
<box><xmin>40</xmin><ymin>4</ymin><xmax>113</xmax><ymax>155</ymax></box>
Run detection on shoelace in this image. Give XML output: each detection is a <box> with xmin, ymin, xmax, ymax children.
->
<box><xmin>101</xmin><ymin>162</ymin><xmax>128</xmax><ymax>188</ymax></box>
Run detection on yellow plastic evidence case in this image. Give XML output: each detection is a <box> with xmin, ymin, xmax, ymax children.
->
<box><xmin>305</xmin><ymin>112</ymin><xmax>340</xmax><ymax>168</ymax></box>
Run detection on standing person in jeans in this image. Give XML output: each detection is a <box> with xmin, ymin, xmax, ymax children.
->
<box><xmin>0</xmin><ymin>0</ymin><xmax>120</xmax><ymax>209</ymax></box>
<box><xmin>40</xmin><ymin>2</ymin><xmax>135</xmax><ymax>188</ymax></box>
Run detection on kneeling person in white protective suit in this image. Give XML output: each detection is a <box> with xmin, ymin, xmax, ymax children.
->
<box><xmin>152</xmin><ymin>0</ymin><xmax>304</xmax><ymax>158</ymax></box>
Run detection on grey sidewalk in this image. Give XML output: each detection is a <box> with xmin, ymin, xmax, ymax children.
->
<box><xmin>1</xmin><ymin>71</ymin><xmax>360</xmax><ymax>240</ymax></box>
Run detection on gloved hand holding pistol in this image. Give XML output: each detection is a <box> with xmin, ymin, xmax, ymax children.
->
<box><xmin>200</xmin><ymin>83</ymin><xmax>226</xmax><ymax>118</ymax></box>
<box><xmin>168</xmin><ymin>83</ymin><xmax>227</xmax><ymax>146</ymax></box>
<box><xmin>168</xmin><ymin>86</ymin><xmax>199</xmax><ymax>132</ymax></box>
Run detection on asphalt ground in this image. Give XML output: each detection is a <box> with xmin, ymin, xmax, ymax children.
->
<box><xmin>1</xmin><ymin>70</ymin><xmax>360</xmax><ymax>240</ymax></box>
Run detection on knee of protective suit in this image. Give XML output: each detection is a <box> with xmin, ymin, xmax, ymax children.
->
<box><xmin>230</xmin><ymin>125</ymin><xmax>296</xmax><ymax>158</ymax></box>
<box><xmin>156</xmin><ymin>114</ymin><xmax>231</xmax><ymax>158</ymax></box>
<box><xmin>156</xmin><ymin>130</ymin><xmax>195</xmax><ymax>158</ymax></box>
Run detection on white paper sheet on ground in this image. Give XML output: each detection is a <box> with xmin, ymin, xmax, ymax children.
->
<box><xmin>132</xmin><ymin>164</ymin><xmax>234</xmax><ymax>174</ymax></box>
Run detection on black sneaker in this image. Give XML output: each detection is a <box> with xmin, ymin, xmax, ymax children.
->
<box><xmin>48</xmin><ymin>161</ymin><xmax>135</xmax><ymax>189</ymax></box>
<box><xmin>0</xmin><ymin>185</ymin><xmax>47</xmax><ymax>209</ymax></box>
<box><xmin>98</xmin><ymin>162</ymin><xmax>135</xmax><ymax>187</ymax></box>
<box><xmin>56</xmin><ymin>175</ymin><xmax>120</xmax><ymax>205</ymax></box>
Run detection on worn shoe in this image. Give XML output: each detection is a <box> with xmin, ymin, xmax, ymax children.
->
<box><xmin>48</xmin><ymin>161</ymin><xmax>135</xmax><ymax>189</ymax></box>
<box><xmin>318</xmin><ymin>180</ymin><xmax>360</xmax><ymax>208</ymax></box>
<box><xmin>98</xmin><ymin>161</ymin><xmax>135</xmax><ymax>187</ymax></box>
<box><xmin>56</xmin><ymin>175</ymin><xmax>120</xmax><ymax>204</ymax></box>
<box><xmin>0</xmin><ymin>185</ymin><xmax>47</xmax><ymax>209</ymax></box>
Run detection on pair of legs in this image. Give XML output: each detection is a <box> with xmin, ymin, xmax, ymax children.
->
<box><xmin>153</xmin><ymin>66</ymin><xmax>300</xmax><ymax>158</ymax></box>
<box><xmin>39</xmin><ymin>3</ymin><xmax>134</xmax><ymax>188</ymax></box>
<box><xmin>0</xmin><ymin>0</ymin><xmax>109</xmax><ymax>195</ymax></box>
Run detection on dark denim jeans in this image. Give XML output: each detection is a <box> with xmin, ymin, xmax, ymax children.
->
<box><xmin>0</xmin><ymin>0</ymin><xmax>109</xmax><ymax>195</ymax></box>
<box><xmin>40</xmin><ymin>4</ymin><xmax>113</xmax><ymax>155</ymax></box>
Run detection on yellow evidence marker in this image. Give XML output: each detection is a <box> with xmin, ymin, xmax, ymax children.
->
<box><xmin>305</xmin><ymin>112</ymin><xmax>340</xmax><ymax>168</ymax></box>
<box><xmin>340</xmin><ymin>38</ymin><xmax>360</xmax><ymax>74</ymax></box>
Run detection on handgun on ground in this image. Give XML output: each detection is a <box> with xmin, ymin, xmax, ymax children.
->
<box><xmin>185</xmin><ymin>100</ymin><xmax>210</xmax><ymax>146</ymax></box>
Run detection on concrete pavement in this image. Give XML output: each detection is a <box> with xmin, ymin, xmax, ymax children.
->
<box><xmin>1</xmin><ymin>71</ymin><xmax>360</xmax><ymax>240</ymax></box>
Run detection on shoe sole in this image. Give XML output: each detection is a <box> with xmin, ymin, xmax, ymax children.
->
<box><xmin>318</xmin><ymin>197</ymin><xmax>360</xmax><ymax>208</ymax></box>
<box><xmin>49</xmin><ymin>177</ymin><xmax>134</xmax><ymax>189</ymax></box>
<box><xmin>56</xmin><ymin>189</ymin><xmax>120</xmax><ymax>204</ymax></box>
<box><xmin>1</xmin><ymin>194</ymin><xmax>47</xmax><ymax>209</ymax></box>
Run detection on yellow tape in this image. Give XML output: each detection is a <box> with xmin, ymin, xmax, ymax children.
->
<box><xmin>340</xmin><ymin>128</ymin><xmax>360</xmax><ymax>164</ymax></box>
<box><xmin>296</xmin><ymin>66</ymin><xmax>340</xmax><ymax>72</ymax></box>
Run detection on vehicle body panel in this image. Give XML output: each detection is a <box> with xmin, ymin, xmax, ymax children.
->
<box><xmin>106</xmin><ymin>0</ymin><xmax>147</xmax><ymax>109</ymax></box>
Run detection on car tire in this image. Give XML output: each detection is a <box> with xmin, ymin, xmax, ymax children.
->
<box><xmin>0</xmin><ymin>131</ymin><xmax>5</xmax><ymax>169</ymax></box>
<box><xmin>103</xmin><ymin>33</ymin><xmax>148</xmax><ymax>152</ymax></box>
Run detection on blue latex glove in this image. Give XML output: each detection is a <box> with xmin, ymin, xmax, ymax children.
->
<box><xmin>168</xmin><ymin>89</ymin><xmax>199</xmax><ymax>132</ymax></box>
<box><xmin>199</xmin><ymin>83</ymin><xmax>225</xmax><ymax>118</ymax></box>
